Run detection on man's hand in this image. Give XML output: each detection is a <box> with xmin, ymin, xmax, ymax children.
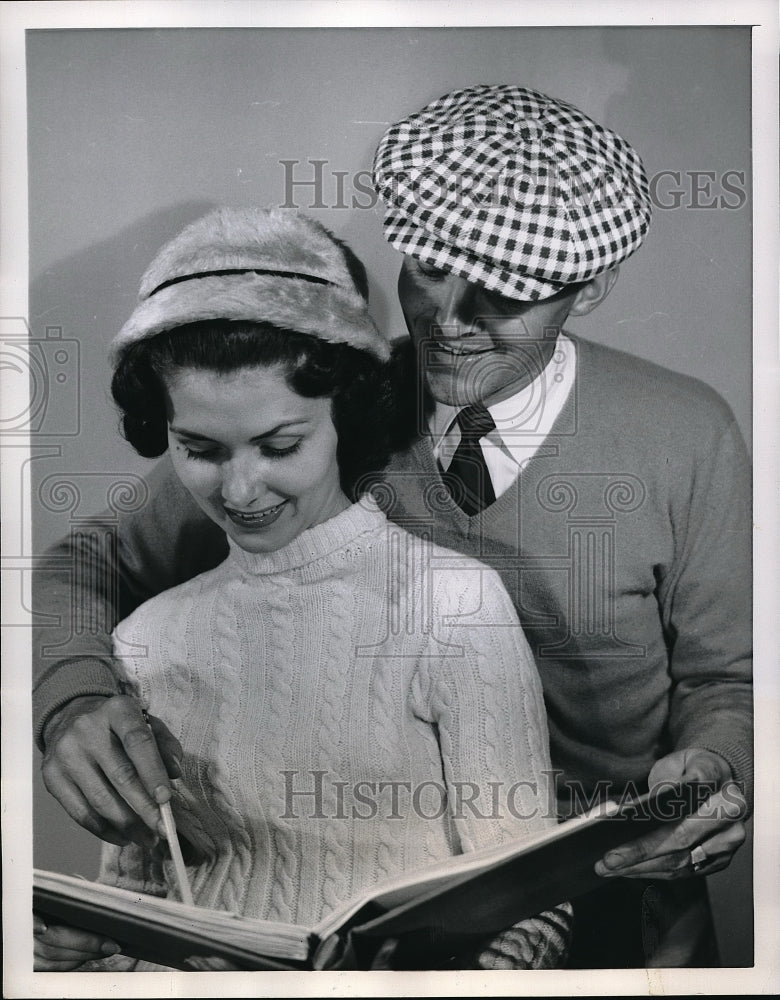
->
<box><xmin>34</xmin><ymin>914</ymin><xmax>121</xmax><ymax>971</ymax></box>
<box><xmin>41</xmin><ymin>695</ymin><xmax>183</xmax><ymax>847</ymax></box>
<box><xmin>595</xmin><ymin>748</ymin><xmax>747</xmax><ymax>881</ymax></box>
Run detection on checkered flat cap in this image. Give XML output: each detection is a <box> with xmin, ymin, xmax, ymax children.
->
<box><xmin>373</xmin><ymin>85</ymin><xmax>652</xmax><ymax>301</ymax></box>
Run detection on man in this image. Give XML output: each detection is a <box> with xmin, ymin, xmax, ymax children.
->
<box><xmin>33</xmin><ymin>85</ymin><xmax>751</xmax><ymax>967</ymax></box>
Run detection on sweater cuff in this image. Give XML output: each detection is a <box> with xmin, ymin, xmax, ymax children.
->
<box><xmin>34</xmin><ymin>657</ymin><xmax>121</xmax><ymax>752</ymax></box>
<box><xmin>474</xmin><ymin>902</ymin><xmax>573</xmax><ymax>969</ymax></box>
<box><xmin>700</xmin><ymin>738</ymin><xmax>754</xmax><ymax>815</ymax></box>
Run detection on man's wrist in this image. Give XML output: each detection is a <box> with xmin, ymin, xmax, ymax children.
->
<box><xmin>34</xmin><ymin>656</ymin><xmax>122</xmax><ymax>750</ymax></box>
<box><xmin>41</xmin><ymin>694</ymin><xmax>114</xmax><ymax>751</ymax></box>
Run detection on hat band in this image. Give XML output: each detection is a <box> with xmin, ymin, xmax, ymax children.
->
<box><xmin>149</xmin><ymin>267</ymin><xmax>336</xmax><ymax>297</ymax></box>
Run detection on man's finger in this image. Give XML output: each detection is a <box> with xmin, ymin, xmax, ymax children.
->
<box><xmin>106</xmin><ymin>698</ymin><xmax>172</xmax><ymax>804</ymax></box>
<box><xmin>596</xmin><ymin>797</ymin><xmax>740</xmax><ymax>873</ymax></box>
<box><xmin>596</xmin><ymin>801</ymin><xmax>746</xmax><ymax>878</ymax></box>
<box><xmin>48</xmin><ymin>770</ymin><xmax>157</xmax><ymax>847</ymax></box>
<box><xmin>94</xmin><ymin>745</ymin><xmax>168</xmax><ymax>834</ymax></box>
<box><xmin>39</xmin><ymin>695</ymin><xmax>182</xmax><ymax>845</ymax></box>
<box><xmin>687</xmin><ymin>824</ymin><xmax>747</xmax><ymax>862</ymax></box>
<box><xmin>598</xmin><ymin>816</ymin><xmax>696</xmax><ymax>872</ymax></box>
<box><xmin>602</xmin><ymin>852</ymin><xmax>731</xmax><ymax>881</ymax></box>
<box><xmin>683</xmin><ymin>749</ymin><xmax>732</xmax><ymax>785</ymax></box>
<box><xmin>89</xmin><ymin>764</ymin><xmax>165</xmax><ymax>843</ymax></box>
<box><xmin>646</xmin><ymin>747</ymin><xmax>731</xmax><ymax>791</ymax></box>
<box><xmin>599</xmin><ymin>825</ymin><xmax>744</xmax><ymax>880</ymax></box>
<box><xmin>47</xmin><ymin>697</ymin><xmax>168</xmax><ymax>826</ymax></box>
<box><xmin>697</xmin><ymin>782</ymin><xmax>748</xmax><ymax>821</ymax></box>
<box><xmin>147</xmin><ymin>715</ymin><xmax>184</xmax><ymax>780</ymax></box>
<box><xmin>43</xmin><ymin>759</ymin><xmax>134</xmax><ymax>843</ymax></box>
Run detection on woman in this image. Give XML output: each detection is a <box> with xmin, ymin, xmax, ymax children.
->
<box><xmin>35</xmin><ymin>207</ymin><xmax>570</xmax><ymax>971</ymax></box>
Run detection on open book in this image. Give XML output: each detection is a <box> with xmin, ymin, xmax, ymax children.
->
<box><xmin>33</xmin><ymin>783</ymin><xmax>708</xmax><ymax>971</ymax></box>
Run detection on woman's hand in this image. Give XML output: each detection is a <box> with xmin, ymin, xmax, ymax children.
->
<box><xmin>34</xmin><ymin>914</ymin><xmax>121</xmax><ymax>971</ymax></box>
<box><xmin>594</xmin><ymin>748</ymin><xmax>747</xmax><ymax>880</ymax></box>
<box><xmin>41</xmin><ymin>695</ymin><xmax>183</xmax><ymax>847</ymax></box>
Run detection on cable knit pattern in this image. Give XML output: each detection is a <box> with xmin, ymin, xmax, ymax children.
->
<box><xmin>209</xmin><ymin>579</ymin><xmax>253</xmax><ymax>913</ymax></box>
<box><xmin>106</xmin><ymin>495</ymin><xmax>566</xmax><ymax>965</ymax></box>
<box><xmin>317</xmin><ymin>575</ymin><xmax>353</xmax><ymax>915</ymax></box>
<box><xmin>260</xmin><ymin>574</ymin><xmax>299</xmax><ymax>924</ymax></box>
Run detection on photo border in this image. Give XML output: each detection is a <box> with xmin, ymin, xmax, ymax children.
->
<box><xmin>2</xmin><ymin>2</ymin><xmax>778</xmax><ymax>997</ymax></box>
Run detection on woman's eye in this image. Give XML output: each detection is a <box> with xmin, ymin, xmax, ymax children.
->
<box><xmin>182</xmin><ymin>445</ymin><xmax>218</xmax><ymax>461</ymax></box>
<box><xmin>261</xmin><ymin>440</ymin><xmax>302</xmax><ymax>459</ymax></box>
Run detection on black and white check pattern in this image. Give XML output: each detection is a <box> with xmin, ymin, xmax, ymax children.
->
<box><xmin>373</xmin><ymin>85</ymin><xmax>652</xmax><ymax>301</ymax></box>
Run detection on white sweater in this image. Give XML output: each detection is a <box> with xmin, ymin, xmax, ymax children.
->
<box><xmin>103</xmin><ymin>495</ymin><xmax>568</xmax><ymax>966</ymax></box>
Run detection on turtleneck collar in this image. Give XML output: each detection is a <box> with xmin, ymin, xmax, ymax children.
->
<box><xmin>225</xmin><ymin>492</ymin><xmax>387</xmax><ymax>575</ymax></box>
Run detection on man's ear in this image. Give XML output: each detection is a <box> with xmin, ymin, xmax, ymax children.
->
<box><xmin>568</xmin><ymin>266</ymin><xmax>620</xmax><ymax>317</ymax></box>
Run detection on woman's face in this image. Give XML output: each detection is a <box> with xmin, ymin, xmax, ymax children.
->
<box><xmin>165</xmin><ymin>364</ymin><xmax>349</xmax><ymax>554</ymax></box>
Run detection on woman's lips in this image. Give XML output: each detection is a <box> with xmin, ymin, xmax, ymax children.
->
<box><xmin>223</xmin><ymin>499</ymin><xmax>289</xmax><ymax>529</ymax></box>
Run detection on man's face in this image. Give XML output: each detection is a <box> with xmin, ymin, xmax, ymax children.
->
<box><xmin>397</xmin><ymin>256</ymin><xmax>580</xmax><ymax>407</ymax></box>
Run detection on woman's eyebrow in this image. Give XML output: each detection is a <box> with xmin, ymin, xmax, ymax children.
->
<box><xmin>169</xmin><ymin>419</ymin><xmax>310</xmax><ymax>441</ymax></box>
<box><xmin>168</xmin><ymin>427</ymin><xmax>214</xmax><ymax>441</ymax></box>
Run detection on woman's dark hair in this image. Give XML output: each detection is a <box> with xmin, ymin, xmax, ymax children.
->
<box><xmin>111</xmin><ymin>320</ymin><xmax>416</xmax><ymax>498</ymax></box>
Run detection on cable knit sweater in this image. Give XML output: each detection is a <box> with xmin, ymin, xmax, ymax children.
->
<box><xmin>97</xmin><ymin>496</ymin><xmax>570</xmax><ymax>969</ymax></box>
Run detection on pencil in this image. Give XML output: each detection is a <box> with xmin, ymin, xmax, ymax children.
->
<box><xmin>138</xmin><ymin>705</ymin><xmax>195</xmax><ymax>907</ymax></box>
<box><xmin>159</xmin><ymin>799</ymin><xmax>195</xmax><ymax>907</ymax></box>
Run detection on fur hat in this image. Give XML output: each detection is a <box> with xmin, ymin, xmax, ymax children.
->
<box><xmin>110</xmin><ymin>207</ymin><xmax>390</xmax><ymax>362</ymax></box>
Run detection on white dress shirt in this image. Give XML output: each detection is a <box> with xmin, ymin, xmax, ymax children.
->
<box><xmin>430</xmin><ymin>333</ymin><xmax>577</xmax><ymax>499</ymax></box>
